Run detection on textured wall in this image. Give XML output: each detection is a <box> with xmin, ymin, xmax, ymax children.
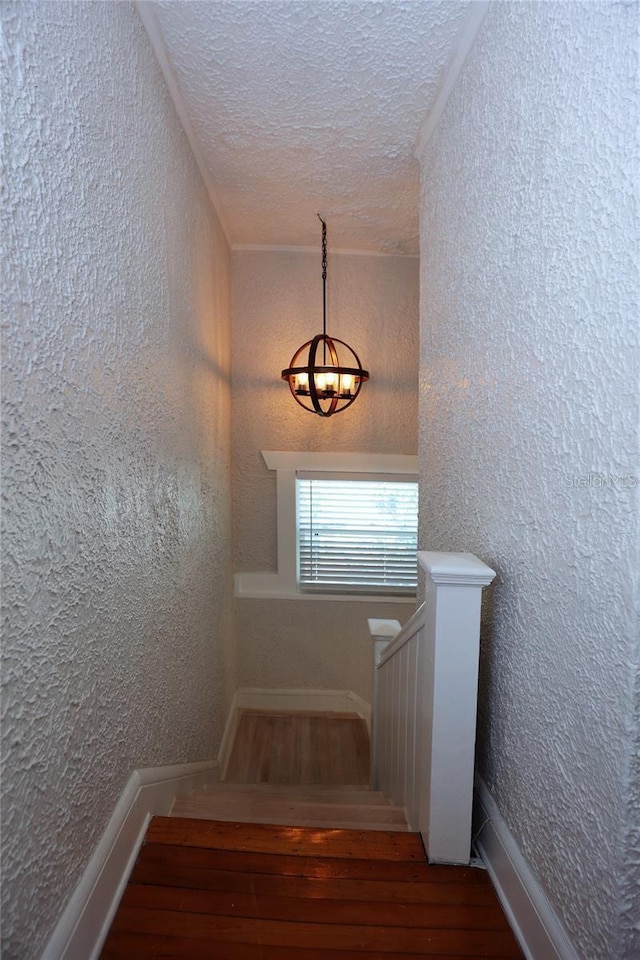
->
<box><xmin>232</xmin><ymin>249</ymin><xmax>418</xmax><ymax>701</ymax></box>
<box><xmin>235</xmin><ymin>599</ymin><xmax>407</xmax><ymax>701</ymax></box>
<box><xmin>1</xmin><ymin>3</ymin><xmax>233</xmax><ymax>957</ymax></box>
<box><xmin>417</xmin><ymin>2</ymin><xmax>639</xmax><ymax>958</ymax></box>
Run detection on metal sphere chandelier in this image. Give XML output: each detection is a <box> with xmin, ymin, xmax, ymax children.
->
<box><xmin>281</xmin><ymin>216</ymin><xmax>369</xmax><ymax>417</ymax></box>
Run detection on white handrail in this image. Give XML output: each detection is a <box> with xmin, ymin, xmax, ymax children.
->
<box><xmin>376</xmin><ymin>602</ymin><xmax>426</xmax><ymax>669</ymax></box>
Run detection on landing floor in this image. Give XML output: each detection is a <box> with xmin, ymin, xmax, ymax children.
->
<box><xmin>225</xmin><ymin>709</ymin><xmax>370</xmax><ymax>786</ymax></box>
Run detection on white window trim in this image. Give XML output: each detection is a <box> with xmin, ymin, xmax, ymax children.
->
<box><xmin>234</xmin><ymin>451</ymin><xmax>419</xmax><ymax>603</ymax></box>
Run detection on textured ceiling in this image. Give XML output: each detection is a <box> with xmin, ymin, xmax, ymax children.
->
<box><xmin>140</xmin><ymin>1</ymin><xmax>472</xmax><ymax>254</ymax></box>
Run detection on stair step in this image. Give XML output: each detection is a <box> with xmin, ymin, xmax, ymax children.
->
<box><xmin>132</xmin><ymin>842</ymin><xmax>497</xmax><ymax>901</ymax></box>
<box><xmin>102</xmin><ymin>820</ymin><xmax>524</xmax><ymax>959</ymax></box>
<box><xmin>201</xmin><ymin>782</ymin><xmax>392</xmax><ymax>805</ymax></box>
<box><xmin>174</xmin><ymin>790</ymin><xmax>404</xmax><ymax>823</ymax></box>
<box><xmin>171</xmin><ymin>794</ymin><xmax>406</xmax><ymax>830</ymax></box>
<box><xmin>208</xmin><ymin>780</ymin><xmax>378</xmax><ymax>793</ymax></box>
<box><xmin>147</xmin><ymin>816</ymin><xmax>423</xmax><ymax>860</ymax></box>
<box><xmin>169</xmin><ymin>811</ymin><xmax>408</xmax><ymax>831</ymax></box>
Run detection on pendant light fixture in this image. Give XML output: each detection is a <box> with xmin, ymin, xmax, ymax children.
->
<box><xmin>281</xmin><ymin>215</ymin><xmax>369</xmax><ymax>417</ymax></box>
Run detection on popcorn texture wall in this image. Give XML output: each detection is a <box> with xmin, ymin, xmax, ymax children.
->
<box><xmin>1</xmin><ymin>3</ymin><xmax>233</xmax><ymax>956</ymax></box>
<box><xmin>417</xmin><ymin>2</ymin><xmax>639</xmax><ymax>958</ymax></box>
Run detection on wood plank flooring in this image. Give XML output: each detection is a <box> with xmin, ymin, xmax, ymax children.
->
<box><xmin>224</xmin><ymin>711</ymin><xmax>370</xmax><ymax>786</ymax></box>
<box><xmin>101</xmin><ymin>817</ymin><xmax>525</xmax><ymax>959</ymax></box>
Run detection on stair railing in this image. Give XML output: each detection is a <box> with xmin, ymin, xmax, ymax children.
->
<box><xmin>370</xmin><ymin>551</ymin><xmax>495</xmax><ymax>864</ymax></box>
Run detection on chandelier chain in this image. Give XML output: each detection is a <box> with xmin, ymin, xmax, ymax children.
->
<box><xmin>319</xmin><ymin>215</ymin><xmax>327</xmax><ymax>282</ymax></box>
<box><xmin>318</xmin><ymin>214</ymin><xmax>328</xmax><ymax>355</ymax></box>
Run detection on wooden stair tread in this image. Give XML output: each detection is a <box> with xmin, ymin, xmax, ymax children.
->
<box><xmin>119</xmin><ymin>881</ymin><xmax>513</xmax><ymax>929</ymax></box>
<box><xmin>106</xmin><ymin>906</ymin><xmax>523</xmax><ymax>956</ymax></box>
<box><xmin>134</xmin><ymin>842</ymin><xmax>490</xmax><ymax>884</ymax></box>
<box><xmin>102</xmin><ymin>931</ymin><xmax>517</xmax><ymax>960</ymax></box>
<box><xmin>167</xmin><ymin>812</ymin><xmax>408</xmax><ymax>831</ymax></box>
<box><xmin>202</xmin><ymin>783</ymin><xmax>392</xmax><ymax>805</ymax></box>
<box><xmin>182</xmin><ymin>788</ymin><xmax>397</xmax><ymax>809</ymax></box>
<box><xmin>133</xmin><ymin>844</ymin><xmax>498</xmax><ymax>904</ymax></box>
<box><xmin>172</xmin><ymin>793</ymin><xmax>406</xmax><ymax>822</ymax></box>
<box><xmin>147</xmin><ymin>817</ymin><xmax>423</xmax><ymax>860</ymax></box>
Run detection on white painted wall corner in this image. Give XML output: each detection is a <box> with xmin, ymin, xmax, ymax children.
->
<box><xmin>474</xmin><ymin>777</ymin><xmax>581</xmax><ymax>960</ymax></box>
<box><xmin>41</xmin><ymin>759</ymin><xmax>218</xmax><ymax>960</ymax></box>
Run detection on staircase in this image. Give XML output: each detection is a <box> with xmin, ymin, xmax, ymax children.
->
<box><xmin>100</xmin><ymin>711</ymin><xmax>524</xmax><ymax>958</ymax></box>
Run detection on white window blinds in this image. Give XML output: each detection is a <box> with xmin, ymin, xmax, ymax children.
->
<box><xmin>296</xmin><ymin>476</ymin><xmax>418</xmax><ymax>595</ymax></box>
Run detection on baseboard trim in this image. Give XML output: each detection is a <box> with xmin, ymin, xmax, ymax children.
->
<box><xmin>218</xmin><ymin>688</ymin><xmax>242</xmax><ymax>780</ymax></box>
<box><xmin>41</xmin><ymin>759</ymin><xmax>218</xmax><ymax>960</ymax></box>
<box><xmin>474</xmin><ymin>777</ymin><xmax>581</xmax><ymax>960</ymax></box>
<box><xmin>237</xmin><ymin>686</ymin><xmax>370</xmax><ymax>727</ymax></box>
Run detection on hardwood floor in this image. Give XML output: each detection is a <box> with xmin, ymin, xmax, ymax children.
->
<box><xmin>101</xmin><ymin>818</ymin><xmax>525</xmax><ymax>959</ymax></box>
<box><xmin>224</xmin><ymin>710</ymin><xmax>370</xmax><ymax>786</ymax></box>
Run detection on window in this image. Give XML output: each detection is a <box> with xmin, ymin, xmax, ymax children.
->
<box><xmin>297</xmin><ymin>476</ymin><xmax>418</xmax><ymax>595</ymax></box>
<box><xmin>234</xmin><ymin>452</ymin><xmax>418</xmax><ymax>603</ymax></box>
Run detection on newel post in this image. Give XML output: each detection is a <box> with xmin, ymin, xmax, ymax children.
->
<box><xmin>368</xmin><ymin>618</ymin><xmax>401</xmax><ymax>789</ymax></box>
<box><xmin>417</xmin><ymin>551</ymin><xmax>496</xmax><ymax>864</ymax></box>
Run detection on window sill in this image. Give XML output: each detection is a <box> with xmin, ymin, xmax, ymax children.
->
<box><xmin>234</xmin><ymin>573</ymin><xmax>416</xmax><ymax>605</ymax></box>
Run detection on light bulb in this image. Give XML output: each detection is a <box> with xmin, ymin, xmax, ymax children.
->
<box><xmin>293</xmin><ymin>371</ymin><xmax>309</xmax><ymax>395</ymax></box>
<box><xmin>341</xmin><ymin>374</ymin><xmax>354</xmax><ymax>392</ymax></box>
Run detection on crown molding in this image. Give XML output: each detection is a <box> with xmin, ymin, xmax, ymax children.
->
<box><xmin>135</xmin><ymin>1</ymin><xmax>232</xmax><ymax>246</ymax></box>
<box><xmin>414</xmin><ymin>1</ymin><xmax>490</xmax><ymax>160</ymax></box>
<box><xmin>232</xmin><ymin>244</ymin><xmax>418</xmax><ymax>259</ymax></box>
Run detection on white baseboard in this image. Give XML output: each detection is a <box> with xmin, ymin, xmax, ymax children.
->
<box><xmin>217</xmin><ymin>688</ymin><xmax>242</xmax><ymax>780</ymax></box>
<box><xmin>474</xmin><ymin>777</ymin><xmax>581</xmax><ymax>960</ymax></box>
<box><xmin>41</xmin><ymin>759</ymin><xmax>218</xmax><ymax>960</ymax></box>
<box><xmin>217</xmin><ymin>687</ymin><xmax>372</xmax><ymax>776</ymax></box>
<box><xmin>237</xmin><ymin>686</ymin><xmax>370</xmax><ymax>727</ymax></box>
